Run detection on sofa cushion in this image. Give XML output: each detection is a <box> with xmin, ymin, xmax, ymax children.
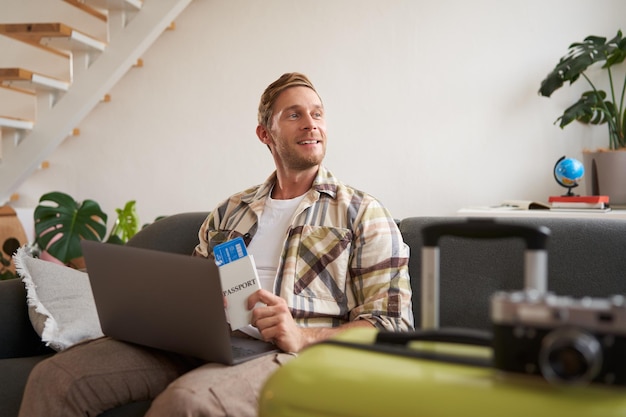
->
<box><xmin>14</xmin><ymin>247</ymin><xmax>104</xmax><ymax>351</ymax></box>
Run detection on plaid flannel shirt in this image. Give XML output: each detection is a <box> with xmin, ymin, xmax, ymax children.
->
<box><xmin>194</xmin><ymin>166</ymin><xmax>414</xmax><ymax>331</ymax></box>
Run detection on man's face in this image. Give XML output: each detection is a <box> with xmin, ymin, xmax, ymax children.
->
<box><xmin>259</xmin><ymin>86</ymin><xmax>327</xmax><ymax>171</ymax></box>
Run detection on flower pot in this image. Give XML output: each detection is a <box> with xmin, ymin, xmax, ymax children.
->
<box><xmin>0</xmin><ymin>205</ymin><xmax>28</xmax><ymax>280</ymax></box>
<box><xmin>582</xmin><ymin>150</ymin><xmax>626</xmax><ymax>205</ymax></box>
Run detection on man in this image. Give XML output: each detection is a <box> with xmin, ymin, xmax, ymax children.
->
<box><xmin>19</xmin><ymin>72</ymin><xmax>413</xmax><ymax>417</ymax></box>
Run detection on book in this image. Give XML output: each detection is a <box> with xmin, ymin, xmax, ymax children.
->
<box><xmin>548</xmin><ymin>195</ymin><xmax>610</xmax><ymax>210</ymax></box>
<box><xmin>500</xmin><ymin>200</ymin><xmax>550</xmax><ymax>210</ymax></box>
<box><xmin>550</xmin><ymin>201</ymin><xmax>608</xmax><ymax>209</ymax></box>
<box><xmin>548</xmin><ymin>195</ymin><xmax>609</xmax><ymax>203</ymax></box>
<box><xmin>549</xmin><ymin>207</ymin><xmax>612</xmax><ymax>213</ymax></box>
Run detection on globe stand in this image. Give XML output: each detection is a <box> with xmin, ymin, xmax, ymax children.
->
<box><xmin>560</xmin><ymin>184</ymin><xmax>578</xmax><ymax>197</ymax></box>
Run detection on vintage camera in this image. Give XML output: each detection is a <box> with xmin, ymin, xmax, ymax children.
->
<box><xmin>491</xmin><ymin>291</ymin><xmax>626</xmax><ymax>386</ymax></box>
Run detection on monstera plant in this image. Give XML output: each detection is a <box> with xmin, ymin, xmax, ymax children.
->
<box><xmin>34</xmin><ymin>192</ymin><xmax>139</xmax><ymax>267</ymax></box>
<box><xmin>539</xmin><ymin>30</ymin><xmax>626</xmax><ymax>149</ymax></box>
<box><xmin>539</xmin><ymin>30</ymin><xmax>626</xmax><ymax>203</ymax></box>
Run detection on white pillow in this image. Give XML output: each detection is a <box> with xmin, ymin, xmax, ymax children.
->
<box><xmin>13</xmin><ymin>246</ymin><xmax>104</xmax><ymax>351</ymax></box>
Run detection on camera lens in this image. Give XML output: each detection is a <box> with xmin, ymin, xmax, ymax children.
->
<box><xmin>539</xmin><ymin>328</ymin><xmax>602</xmax><ymax>385</ymax></box>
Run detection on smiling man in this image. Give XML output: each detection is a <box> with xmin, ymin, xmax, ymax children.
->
<box><xmin>257</xmin><ymin>81</ymin><xmax>327</xmax><ymax>186</ymax></box>
<box><xmin>19</xmin><ymin>72</ymin><xmax>414</xmax><ymax>417</ymax></box>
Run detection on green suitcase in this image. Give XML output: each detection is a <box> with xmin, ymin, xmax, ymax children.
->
<box><xmin>259</xmin><ymin>327</ymin><xmax>626</xmax><ymax>417</ymax></box>
<box><xmin>260</xmin><ymin>220</ymin><xmax>626</xmax><ymax>416</ymax></box>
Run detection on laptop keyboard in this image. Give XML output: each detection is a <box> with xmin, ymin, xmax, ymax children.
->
<box><xmin>232</xmin><ymin>345</ymin><xmax>258</xmax><ymax>358</ymax></box>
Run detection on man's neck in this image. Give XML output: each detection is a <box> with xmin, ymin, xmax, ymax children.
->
<box><xmin>272</xmin><ymin>166</ymin><xmax>319</xmax><ymax>200</ymax></box>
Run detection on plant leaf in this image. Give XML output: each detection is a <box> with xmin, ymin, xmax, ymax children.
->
<box><xmin>602</xmin><ymin>31</ymin><xmax>626</xmax><ymax>68</ymax></box>
<box><xmin>556</xmin><ymin>90</ymin><xmax>611</xmax><ymax>128</ymax></box>
<box><xmin>34</xmin><ymin>191</ymin><xmax>108</xmax><ymax>264</ymax></box>
<box><xmin>539</xmin><ymin>32</ymin><xmax>617</xmax><ymax>97</ymax></box>
<box><xmin>108</xmin><ymin>200</ymin><xmax>140</xmax><ymax>244</ymax></box>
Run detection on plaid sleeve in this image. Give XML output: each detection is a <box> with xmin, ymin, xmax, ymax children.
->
<box><xmin>348</xmin><ymin>201</ymin><xmax>414</xmax><ymax>331</ymax></box>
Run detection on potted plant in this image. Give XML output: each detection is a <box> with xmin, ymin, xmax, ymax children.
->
<box><xmin>108</xmin><ymin>200</ymin><xmax>141</xmax><ymax>244</ymax></box>
<box><xmin>539</xmin><ymin>30</ymin><xmax>626</xmax><ymax>202</ymax></box>
<box><xmin>34</xmin><ymin>191</ymin><xmax>140</xmax><ymax>268</ymax></box>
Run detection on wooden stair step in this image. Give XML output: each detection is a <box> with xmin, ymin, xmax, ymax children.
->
<box><xmin>85</xmin><ymin>0</ymin><xmax>143</xmax><ymax>11</ymax></box>
<box><xmin>0</xmin><ymin>83</ymin><xmax>36</xmax><ymax>97</ymax></box>
<box><xmin>0</xmin><ymin>68</ymin><xmax>70</xmax><ymax>92</ymax></box>
<box><xmin>0</xmin><ymin>116</ymin><xmax>35</xmax><ymax>154</ymax></box>
<box><xmin>62</xmin><ymin>0</ymin><xmax>108</xmax><ymax>22</ymax></box>
<box><xmin>0</xmin><ymin>116</ymin><xmax>35</xmax><ymax>158</ymax></box>
<box><xmin>0</xmin><ymin>115</ymin><xmax>35</xmax><ymax>130</ymax></box>
<box><xmin>0</xmin><ymin>23</ymin><xmax>107</xmax><ymax>53</ymax></box>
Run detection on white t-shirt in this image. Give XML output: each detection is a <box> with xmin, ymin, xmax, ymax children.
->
<box><xmin>247</xmin><ymin>192</ymin><xmax>306</xmax><ymax>292</ymax></box>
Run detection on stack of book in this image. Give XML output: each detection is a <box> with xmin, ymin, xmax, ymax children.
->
<box><xmin>548</xmin><ymin>195</ymin><xmax>610</xmax><ymax>212</ymax></box>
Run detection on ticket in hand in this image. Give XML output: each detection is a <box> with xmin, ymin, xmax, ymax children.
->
<box><xmin>213</xmin><ymin>237</ymin><xmax>247</xmax><ymax>267</ymax></box>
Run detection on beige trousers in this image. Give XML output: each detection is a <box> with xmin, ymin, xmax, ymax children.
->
<box><xmin>18</xmin><ymin>337</ymin><xmax>294</xmax><ymax>417</ymax></box>
<box><xmin>145</xmin><ymin>352</ymin><xmax>294</xmax><ymax>417</ymax></box>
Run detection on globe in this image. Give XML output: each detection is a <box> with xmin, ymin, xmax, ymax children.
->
<box><xmin>554</xmin><ymin>156</ymin><xmax>584</xmax><ymax>196</ymax></box>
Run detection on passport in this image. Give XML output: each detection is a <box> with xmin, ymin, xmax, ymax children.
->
<box><xmin>213</xmin><ymin>237</ymin><xmax>260</xmax><ymax>330</ymax></box>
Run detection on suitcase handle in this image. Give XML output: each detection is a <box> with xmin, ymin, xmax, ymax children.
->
<box><xmin>420</xmin><ymin>218</ymin><xmax>551</xmax><ymax>329</ymax></box>
<box><xmin>319</xmin><ymin>329</ymin><xmax>492</xmax><ymax>369</ymax></box>
<box><xmin>421</xmin><ymin>218</ymin><xmax>550</xmax><ymax>249</ymax></box>
<box><xmin>376</xmin><ymin>328</ymin><xmax>492</xmax><ymax>347</ymax></box>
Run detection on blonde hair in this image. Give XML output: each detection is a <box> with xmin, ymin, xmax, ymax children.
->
<box><xmin>257</xmin><ymin>72</ymin><xmax>320</xmax><ymax>128</ymax></box>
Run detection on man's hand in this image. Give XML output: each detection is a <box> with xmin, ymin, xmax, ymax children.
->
<box><xmin>247</xmin><ymin>289</ymin><xmax>374</xmax><ymax>353</ymax></box>
<box><xmin>247</xmin><ymin>289</ymin><xmax>307</xmax><ymax>353</ymax></box>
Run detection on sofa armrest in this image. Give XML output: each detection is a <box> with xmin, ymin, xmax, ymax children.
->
<box><xmin>0</xmin><ymin>279</ymin><xmax>52</xmax><ymax>359</ymax></box>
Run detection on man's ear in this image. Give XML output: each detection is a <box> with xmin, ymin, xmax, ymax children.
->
<box><xmin>256</xmin><ymin>124</ymin><xmax>271</xmax><ymax>145</ymax></box>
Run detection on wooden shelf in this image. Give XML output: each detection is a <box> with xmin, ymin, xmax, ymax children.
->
<box><xmin>0</xmin><ymin>68</ymin><xmax>70</xmax><ymax>92</ymax></box>
<box><xmin>0</xmin><ymin>23</ymin><xmax>107</xmax><ymax>53</ymax></box>
<box><xmin>458</xmin><ymin>206</ymin><xmax>626</xmax><ymax>220</ymax></box>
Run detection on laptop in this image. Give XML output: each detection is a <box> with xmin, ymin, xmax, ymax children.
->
<box><xmin>81</xmin><ymin>240</ymin><xmax>279</xmax><ymax>365</ymax></box>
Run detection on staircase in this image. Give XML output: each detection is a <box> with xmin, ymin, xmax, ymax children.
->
<box><xmin>0</xmin><ymin>0</ymin><xmax>192</xmax><ymax>205</ymax></box>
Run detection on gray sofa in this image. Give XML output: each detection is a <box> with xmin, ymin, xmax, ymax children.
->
<box><xmin>2</xmin><ymin>212</ymin><xmax>626</xmax><ymax>416</ymax></box>
<box><xmin>0</xmin><ymin>212</ymin><xmax>208</xmax><ymax>417</ymax></box>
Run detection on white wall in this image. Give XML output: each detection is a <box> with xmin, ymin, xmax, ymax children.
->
<box><xmin>11</xmin><ymin>0</ymin><xmax>626</xmax><ymax>228</ymax></box>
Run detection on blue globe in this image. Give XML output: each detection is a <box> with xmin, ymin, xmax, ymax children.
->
<box><xmin>554</xmin><ymin>157</ymin><xmax>584</xmax><ymax>188</ymax></box>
